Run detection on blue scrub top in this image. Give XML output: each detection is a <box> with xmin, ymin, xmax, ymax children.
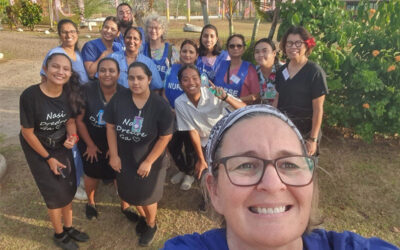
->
<box><xmin>81</xmin><ymin>38</ymin><xmax>123</xmax><ymax>62</ymax></box>
<box><xmin>40</xmin><ymin>46</ymin><xmax>89</xmax><ymax>84</ymax></box>
<box><xmin>108</xmin><ymin>51</ymin><xmax>163</xmax><ymax>90</ymax></box>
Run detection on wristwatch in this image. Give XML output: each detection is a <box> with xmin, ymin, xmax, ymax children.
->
<box><xmin>308</xmin><ymin>137</ymin><xmax>318</xmax><ymax>143</ymax></box>
<box><xmin>43</xmin><ymin>154</ymin><xmax>52</xmax><ymax>161</ymax></box>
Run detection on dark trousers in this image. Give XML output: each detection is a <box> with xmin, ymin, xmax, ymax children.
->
<box><xmin>168</xmin><ymin>131</ymin><xmax>197</xmax><ymax>175</ymax></box>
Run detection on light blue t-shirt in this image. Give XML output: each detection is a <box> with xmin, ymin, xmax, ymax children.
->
<box><xmin>40</xmin><ymin>46</ymin><xmax>89</xmax><ymax>84</ymax></box>
<box><xmin>108</xmin><ymin>51</ymin><xmax>163</xmax><ymax>90</ymax></box>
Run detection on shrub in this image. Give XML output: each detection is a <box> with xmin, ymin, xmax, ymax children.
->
<box><xmin>278</xmin><ymin>0</ymin><xmax>400</xmax><ymax>141</ymax></box>
<box><xmin>18</xmin><ymin>0</ymin><xmax>42</xmax><ymax>30</ymax></box>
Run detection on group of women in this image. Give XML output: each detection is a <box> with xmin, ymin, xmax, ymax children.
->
<box><xmin>19</xmin><ymin>10</ymin><xmax>397</xmax><ymax>249</ymax></box>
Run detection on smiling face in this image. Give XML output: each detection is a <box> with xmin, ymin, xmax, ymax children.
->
<box><xmin>146</xmin><ymin>20</ymin><xmax>163</xmax><ymax>41</ymax></box>
<box><xmin>207</xmin><ymin>115</ymin><xmax>313</xmax><ymax>249</ymax></box>
<box><xmin>254</xmin><ymin>42</ymin><xmax>276</xmax><ymax>69</ymax></box>
<box><xmin>201</xmin><ymin>28</ymin><xmax>218</xmax><ymax>53</ymax></box>
<box><xmin>44</xmin><ymin>54</ymin><xmax>72</xmax><ymax>86</ymax></box>
<box><xmin>285</xmin><ymin>34</ymin><xmax>307</xmax><ymax>61</ymax></box>
<box><xmin>227</xmin><ymin>36</ymin><xmax>245</xmax><ymax>59</ymax></box>
<box><xmin>98</xmin><ymin>59</ymin><xmax>119</xmax><ymax>88</ymax></box>
<box><xmin>101</xmin><ymin>20</ymin><xmax>119</xmax><ymax>42</ymax></box>
<box><xmin>180</xmin><ymin>43</ymin><xmax>198</xmax><ymax>65</ymax></box>
<box><xmin>117</xmin><ymin>5</ymin><xmax>133</xmax><ymax>27</ymax></box>
<box><xmin>59</xmin><ymin>23</ymin><xmax>78</xmax><ymax>49</ymax></box>
<box><xmin>180</xmin><ymin>68</ymin><xmax>201</xmax><ymax>98</ymax></box>
<box><xmin>124</xmin><ymin>29</ymin><xmax>142</xmax><ymax>53</ymax></box>
<box><xmin>128</xmin><ymin>66</ymin><xmax>151</xmax><ymax>96</ymax></box>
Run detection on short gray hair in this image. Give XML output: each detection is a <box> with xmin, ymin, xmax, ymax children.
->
<box><xmin>144</xmin><ymin>13</ymin><xmax>167</xmax><ymax>41</ymax></box>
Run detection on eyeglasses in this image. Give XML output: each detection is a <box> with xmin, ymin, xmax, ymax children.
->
<box><xmin>148</xmin><ymin>26</ymin><xmax>161</xmax><ymax>31</ymax></box>
<box><xmin>61</xmin><ymin>30</ymin><xmax>77</xmax><ymax>35</ymax></box>
<box><xmin>228</xmin><ymin>44</ymin><xmax>244</xmax><ymax>49</ymax></box>
<box><xmin>214</xmin><ymin>155</ymin><xmax>315</xmax><ymax>187</ymax></box>
<box><xmin>286</xmin><ymin>40</ymin><xmax>305</xmax><ymax>48</ymax></box>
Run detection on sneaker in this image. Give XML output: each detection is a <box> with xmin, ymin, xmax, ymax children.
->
<box><xmin>63</xmin><ymin>227</ymin><xmax>90</xmax><ymax>242</ymax></box>
<box><xmin>121</xmin><ymin>207</ymin><xmax>139</xmax><ymax>222</ymax></box>
<box><xmin>74</xmin><ymin>186</ymin><xmax>88</xmax><ymax>201</ymax></box>
<box><xmin>180</xmin><ymin>175</ymin><xmax>195</xmax><ymax>191</ymax></box>
<box><xmin>135</xmin><ymin>216</ymin><xmax>147</xmax><ymax>236</ymax></box>
<box><xmin>139</xmin><ymin>223</ymin><xmax>157</xmax><ymax>247</ymax></box>
<box><xmin>85</xmin><ymin>203</ymin><xmax>98</xmax><ymax>220</ymax></box>
<box><xmin>53</xmin><ymin>233</ymin><xmax>78</xmax><ymax>250</ymax></box>
<box><xmin>170</xmin><ymin>171</ymin><xmax>185</xmax><ymax>184</ymax></box>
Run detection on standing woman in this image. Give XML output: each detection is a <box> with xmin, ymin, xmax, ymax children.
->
<box><xmin>196</xmin><ymin>24</ymin><xmax>230</xmax><ymax>81</ymax></box>
<box><xmin>20</xmin><ymin>53</ymin><xmax>89</xmax><ymax>249</ymax></box>
<box><xmin>104</xmin><ymin>62</ymin><xmax>173</xmax><ymax>246</ymax></box>
<box><xmin>164</xmin><ymin>39</ymin><xmax>199</xmax><ymax>190</ymax></box>
<box><xmin>143</xmin><ymin>14</ymin><xmax>179</xmax><ymax>82</ymax></box>
<box><xmin>41</xmin><ymin>19</ymin><xmax>89</xmax><ymax>84</ymax></box>
<box><xmin>41</xmin><ymin>19</ymin><xmax>89</xmax><ymax>200</ymax></box>
<box><xmin>275</xmin><ymin>26</ymin><xmax>328</xmax><ymax>156</ymax></box>
<box><xmin>213</xmin><ymin>34</ymin><xmax>259</xmax><ymax>104</ymax></box>
<box><xmin>81</xmin><ymin>16</ymin><xmax>122</xmax><ymax>79</ymax></box>
<box><xmin>76</xmin><ymin>58</ymin><xmax>123</xmax><ymax>219</ymax></box>
<box><xmin>254</xmin><ymin>38</ymin><xmax>281</xmax><ymax>105</ymax></box>
<box><xmin>108</xmin><ymin>26</ymin><xmax>163</xmax><ymax>90</ymax></box>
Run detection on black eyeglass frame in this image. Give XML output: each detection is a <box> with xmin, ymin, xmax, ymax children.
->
<box><xmin>213</xmin><ymin>155</ymin><xmax>316</xmax><ymax>187</ymax></box>
<box><xmin>285</xmin><ymin>40</ymin><xmax>305</xmax><ymax>48</ymax></box>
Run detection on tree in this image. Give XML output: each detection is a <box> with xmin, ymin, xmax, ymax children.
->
<box><xmin>200</xmin><ymin>0</ymin><xmax>210</xmax><ymax>26</ymax></box>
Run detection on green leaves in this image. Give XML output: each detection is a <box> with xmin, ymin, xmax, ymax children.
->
<box><xmin>278</xmin><ymin>0</ymin><xmax>400</xmax><ymax>141</ymax></box>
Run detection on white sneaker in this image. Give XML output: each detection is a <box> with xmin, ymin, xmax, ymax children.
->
<box><xmin>74</xmin><ymin>186</ymin><xmax>88</xmax><ymax>200</ymax></box>
<box><xmin>180</xmin><ymin>175</ymin><xmax>195</xmax><ymax>191</ymax></box>
<box><xmin>170</xmin><ymin>171</ymin><xmax>185</xmax><ymax>184</ymax></box>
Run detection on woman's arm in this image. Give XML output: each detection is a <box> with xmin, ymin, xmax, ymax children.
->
<box><xmin>21</xmin><ymin>127</ymin><xmax>67</xmax><ymax>175</ymax></box>
<box><xmin>307</xmin><ymin>95</ymin><xmax>325</xmax><ymax>155</ymax></box>
<box><xmin>84</xmin><ymin>49</ymin><xmax>113</xmax><ymax>78</ymax></box>
<box><xmin>63</xmin><ymin>118</ymin><xmax>78</xmax><ymax>149</ymax></box>
<box><xmin>76</xmin><ymin>111</ymin><xmax>102</xmax><ymax>162</ymax></box>
<box><xmin>106</xmin><ymin>122</ymin><xmax>121</xmax><ymax>173</ymax></box>
<box><xmin>188</xmin><ymin>129</ymin><xmax>208</xmax><ymax>179</ymax></box>
<box><xmin>209</xmin><ymin>81</ymin><xmax>246</xmax><ymax>110</ymax></box>
<box><xmin>137</xmin><ymin>134</ymin><xmax>173</xmax><ymax>178</ymax></box>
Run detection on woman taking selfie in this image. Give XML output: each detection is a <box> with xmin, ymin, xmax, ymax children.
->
<box><xmin>20</xmin><ymin>53</ymin><xmax>88</xmax><ymax>249</ymax></box>
<box><xmin>163</xmin><ymin>105</ymin><xmax>397</xmax><ymax>249</ymax></box>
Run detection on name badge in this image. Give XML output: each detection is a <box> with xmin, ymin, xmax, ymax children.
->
<box><xmin>230</xmin><ymin>74</ymin><xmax>241</xmax><ymax>84</ymax></box>
<box><xmin>201</xmin><ymin>73</ymin><xmax>209</xmax><ymax>86</ymax></box>
<box><xmin>282</xmin><ymin>68</ymin><xmax>290</xmax><ymax>81</ymax></box>
<box><xmin>132</xmin><ymin>116</ymin><xmax>144</xmax><ymax>133</ymax></box>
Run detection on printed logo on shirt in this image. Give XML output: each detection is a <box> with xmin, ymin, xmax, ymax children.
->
<box><xmin>115</xmin><ymin>118</ymin><xmax>148</xmax><ymax>142</ymax></box>
<box><xmin>39</xmin><ymin>111</ymin><xmax>67</xmax><ymax>130</ymax></box>
<box><xmin>167</xmin><ymin>82</ymin><xmax>183</xmax><ymax>91</ymax></box>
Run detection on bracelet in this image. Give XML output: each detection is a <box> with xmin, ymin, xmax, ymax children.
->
<box><xmin>43</xmin><ymin>154</ymin><xmax>52</xmax><ymax>161</ymax></box>
<box><xmin>308</xmin><ymin>137</ymin><xmax>318</xmax><ymax>143</ymax></box>
<box><xmin>71</xmin><ymin>134</ymin><xmax>79</xmax><ymax>143</ymax></box>
<box><xmin>222</xmin><ymin>94</ymin><xmax>228</xmax><ymax>101</ymax></box>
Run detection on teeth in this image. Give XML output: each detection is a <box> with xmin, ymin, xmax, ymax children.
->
<box><xmin>251</xmin><ymin>206</ymin><xmax>286</xmax><ymax>214</ymax></box>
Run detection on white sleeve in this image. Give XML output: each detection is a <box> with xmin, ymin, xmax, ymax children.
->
<box><xmin>175</xmin><ymin>101</ymin><xmax>195</xmax><ymax>131</ymax></box>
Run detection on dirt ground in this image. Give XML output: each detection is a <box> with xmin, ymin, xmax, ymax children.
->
<box><xmin>0</xmin><ymin>24</ymin><xmax>399</xmax><ymax>249</ymax></box>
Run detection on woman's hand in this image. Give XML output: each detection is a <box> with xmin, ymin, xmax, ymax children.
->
<box><xmin>137</xmin><ymin>160</ymin><xmax>152</xmax><ymax>178</ymax></box>
<box><xmin>83</xmin><ymin>144</ymin><xmax>102</xmax><ymax>163</ymax></box>
<box><xmin>306</xmin><ymin>140</ymin><xmax>317</xmax><ymax>156</ymax></box>
<box><xmin>109</xmin><ymin>155</ymin><xmax>122</xmax><ymax>173</ymax></box>
<box><xmin>195</xmin><ymin>159</ymin><xmax>208</xmax><ymax>179</ymax></box>
<box><xmin>63</xmin><ymin>135</ymin><xmax>78</xmax><ymax>149</ymax></box>
<box><xmin>209</xmin><ymin>81</ymin><xmax>228</xmax><ymax>100</ymax></box>
<box><xmin>47</xmin><ymin>157</ymin><xmax>66</xmax><ymax>176</ymax></box>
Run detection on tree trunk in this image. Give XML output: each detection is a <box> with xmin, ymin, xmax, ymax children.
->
<box><xmin>228</xmin><ymin>0</ymin><xmax>234</xmax><ymax>35</ymax></box>
<box><xmin>77</xmin><ymin>0</ymin><xmax>85</xmax><ymax>23</ymax></box>
<box><xmin>250</xmin><ymin>16</ymin><xmax>260</xmax><ymax>46</ymax></box>
<box><xmin>49</xmin><ymin>0</ymin><xmax>54</xmax><ymax>30</ymax></box>
<box><xmin>268</xmin><ymin>0</ymin><xmax>280</xmax><ymax>40</ymax></box>
<box><xmin>200</xmin><ymin>0</ymin><xmax>210</xmax><ymax>25</ymax></box>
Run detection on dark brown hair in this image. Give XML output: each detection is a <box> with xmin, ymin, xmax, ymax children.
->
<box><xmin>280</xmin><ymin>26</ymin><xmax>314</xmax><ymax>57</ymax></box>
